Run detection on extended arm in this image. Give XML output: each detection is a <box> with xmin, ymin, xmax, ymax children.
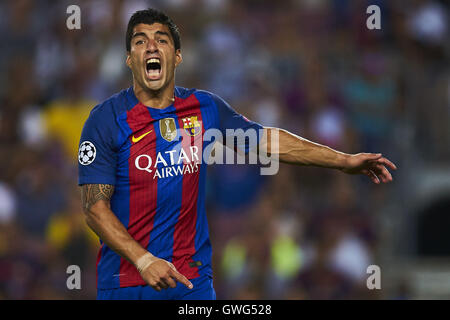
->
<box><xmin>261</xmin><ymin>127</ymin><xmax>397</xmax><ymax>183</ymax></box>
<box><xmin>81</xmin><ymin>184</ymin><xmax>193</xmax><ymax>290</ymax></box>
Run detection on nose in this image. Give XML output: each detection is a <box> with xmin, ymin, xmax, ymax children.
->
<box><xmin>146</xmin><ymin>39</ymin><xmax>158</xmax><ymax>53</ymax></box>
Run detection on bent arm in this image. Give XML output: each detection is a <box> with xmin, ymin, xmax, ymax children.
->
<box><xmin>81</xmin><ymin>184</ymin><xmax>193</xmax><ymax>291</ymax></box>
<box><xmin>81</xmin><ymin>184</ymin><xmax>149</xmax><ymax>266</ymax></box>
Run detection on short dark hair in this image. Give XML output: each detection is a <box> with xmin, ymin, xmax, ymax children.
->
<box><xmin>126</xmin><ymin>8</ymin><xmax>181</xmax><ymax>52</ymax></box>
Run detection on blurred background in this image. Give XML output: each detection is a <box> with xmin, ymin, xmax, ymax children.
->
<box><xmin>0</xmin><ymin>0</ymin><xmax>449</xmax><ymax>299</ymax></box>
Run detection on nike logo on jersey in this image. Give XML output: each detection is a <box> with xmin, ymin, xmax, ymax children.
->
<box><xmin>132</xmin><ymin>130</ymin><xmax>152</xmax><ymax>143</ymax></box>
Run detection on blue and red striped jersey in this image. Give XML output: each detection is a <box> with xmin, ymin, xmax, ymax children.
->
<box><xmin>78</xmin><ymin>86</ymin><xmax>262</xmax><ymax>289</ymax></box>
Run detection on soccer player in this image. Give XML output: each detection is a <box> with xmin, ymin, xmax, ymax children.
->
<box><xmin>78</xmin><ymin>8</ymin><xmax>396</xmax><ymax>300</ymax></box>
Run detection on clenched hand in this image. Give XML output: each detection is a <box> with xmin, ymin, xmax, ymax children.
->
<box><xmin>139</xmin><ymin>256</ymin><xmax>193</xmax><ymax>291</ymax></box>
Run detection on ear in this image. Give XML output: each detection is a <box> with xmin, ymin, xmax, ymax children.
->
<box><xmin>126</xmin><ymin>53</ymin><xmax>132</xmax><ymax>69</ymax></box>
<box><xmin>175</xmin><ymin>49</ymin><xmax>182</xmax><ymax>68</ymax></box>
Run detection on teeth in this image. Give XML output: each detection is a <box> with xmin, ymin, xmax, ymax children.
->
<box><xmin>147</xmin><ymin>58</ymin><xmax>160</xmax><ymax>64</ymax></box>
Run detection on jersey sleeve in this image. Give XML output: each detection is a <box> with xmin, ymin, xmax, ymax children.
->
<box><xmin>210</xmin><ymin>93</ymin><xmax>264</xmax><ymax>154</ymax></box>
<box><xmin>78</xmin><ymin>104</ymin><xmax>117</xmax><ymax>186</ymax></box>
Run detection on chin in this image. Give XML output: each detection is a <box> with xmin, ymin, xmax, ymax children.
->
<box><xmin>144</xmin><ymin>80</ymin><xmax>164</xmax><ymax>92</ymax></box>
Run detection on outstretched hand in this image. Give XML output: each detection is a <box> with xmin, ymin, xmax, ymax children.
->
<box><xmin>341</xmin><ymin>153</ymin><xmax>397</xmax><ymax>184</ymax></box>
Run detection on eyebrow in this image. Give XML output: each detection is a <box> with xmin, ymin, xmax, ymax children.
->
<box><xmin>131</xmin><ymin>32</ymin><xmax>147</xmax><ymax>39</ymax></box>
<box><xmin>155</xmin><ymin>31</ymin><xmax>170</xmax><ymax>38</ymax></box>
<box><xmin>131</xmin><ymin>31</ymin><xmax>171</xmax><ymax>39</ymax></box>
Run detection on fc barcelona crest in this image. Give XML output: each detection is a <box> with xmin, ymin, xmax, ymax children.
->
<box><xmin>160</xmin><ymin>118</ymin><xmax>177</xmax><ymax>142</ymax></box>
<box><xmin>182</xmin><ymin>116</ymin><xmax>202</xmax><ymax>136</ymax></box>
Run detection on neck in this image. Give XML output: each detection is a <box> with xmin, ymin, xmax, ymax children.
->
<box><xmin>133</xmin><ymin>82</ymin><xmax>175</xmax><ymax>109</ymax></box>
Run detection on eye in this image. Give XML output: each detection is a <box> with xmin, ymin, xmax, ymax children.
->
<box><xmin>136</xmin><ymin>40</ymin><xmax>144</xmax><ymax>45</ymax></box>
<box><xmin>158</xmin><ymin>39</ymin><xmax>168</xmax><ymax>44</ymax></box>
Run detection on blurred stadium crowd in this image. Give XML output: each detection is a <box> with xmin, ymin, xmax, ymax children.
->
<box><xmin>0</xmin><ymin>0</ymin><xmax>448</xmax><ymax>299</ymax></box>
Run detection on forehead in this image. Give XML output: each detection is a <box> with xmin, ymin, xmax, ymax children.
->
<box><xmin>132</xmin><ymin>23</ymin><xmax>171</xmax><ymax>38</ymax></box>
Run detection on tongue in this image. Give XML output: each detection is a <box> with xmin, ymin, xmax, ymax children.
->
<box><xmin>147</xmin><ymin>69</ymin><xmax>160</xmax><ymax>79</ymax></box>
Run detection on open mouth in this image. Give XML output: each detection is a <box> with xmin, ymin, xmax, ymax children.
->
<box><xmin>145</xmin><ymin>58</ymin><xmax>162</xmax><ymax>80</ymax></box>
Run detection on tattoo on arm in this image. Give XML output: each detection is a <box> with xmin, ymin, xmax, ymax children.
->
<box><xmin>81</xmin><ymin>184</ymin><xmax>114</xmax><ymax>212</ymax></box>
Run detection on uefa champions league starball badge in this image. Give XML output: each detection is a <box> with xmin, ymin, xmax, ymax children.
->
<box><xmin>78</xmin><ymin>141</ymin><xmax>97</xmax><ymax>165</ymax></box>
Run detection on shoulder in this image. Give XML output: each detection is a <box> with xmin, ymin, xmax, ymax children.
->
<box><xmin>175</xmin><ymin>86</ymin><xmax>215</xmax><ymax>100</ymax></box>
<box><xmin>175</xmin><ymin>86</ymin><xmax>225</xmax><ymax>106</ymax></box>
<box><xmin>175</xmin><ymin>85</ymin><xmax>197</xmax><ymax>99</ymax></box>
<box><xmin>81</xmin><ymin>90</ymin><xmax>132</xmax><ymax>143</ymax></box>
<box><xmin>86</xmin><ymin>89</ymin><xmax>130</xmax><ymax>125</ymax></box>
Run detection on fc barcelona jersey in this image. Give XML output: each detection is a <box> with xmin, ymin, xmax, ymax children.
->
<box><xmin>78</xmin><ymin>86</ymin><xmax>262</xmax><ymax>289</ymax></box>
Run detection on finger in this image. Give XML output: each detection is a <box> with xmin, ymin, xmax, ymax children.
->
<box><xmin>364</xmin><ymin>153</ymin><xmax>382</xmax><ymax>161</ymax></box>
<box><xmin>164</xmin><ymin>275</ymin><xmax>177</xmax><ymax>288</ymax></box>
<box><xmin>380</xmin><ymin>165</ymin><xmax>393</xmax><ymax>182</ymax></box>
<box><xmin>171</xmin><ymin>269</ymin><xmax>193</xmax><ymax>289</ymax></box>
<box><xmin>364</xmin><ymin>169</ymin><xmax>380</xmax><ymax>184</ymax></box>
<box><xmin>158</xmin><ymin>280</ymin><xmax>169</xmax><ymax>290</ymax></box>
<box><xmin>362</xmin><ymin>169</ymin><xmax>377</xmax><ymax>183</ymax></box>
<box><xmin>377</xmin><ymin>157</ymin><xmax>397</xmax><ymax>170</ymax></box>
<box><xmin>152</xmin><ymin>284</ymin><xmax>162</xmax><ymax>292</ymax></box>
<box><xmin>374</xmin><ymin>164</ymin><xmax>392</xmax><ymax>183</ymax></box>
<box><xmin>168</xmin><ymin>262</ymin><xmax>177</xmax><ymax>271</ymax></box>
